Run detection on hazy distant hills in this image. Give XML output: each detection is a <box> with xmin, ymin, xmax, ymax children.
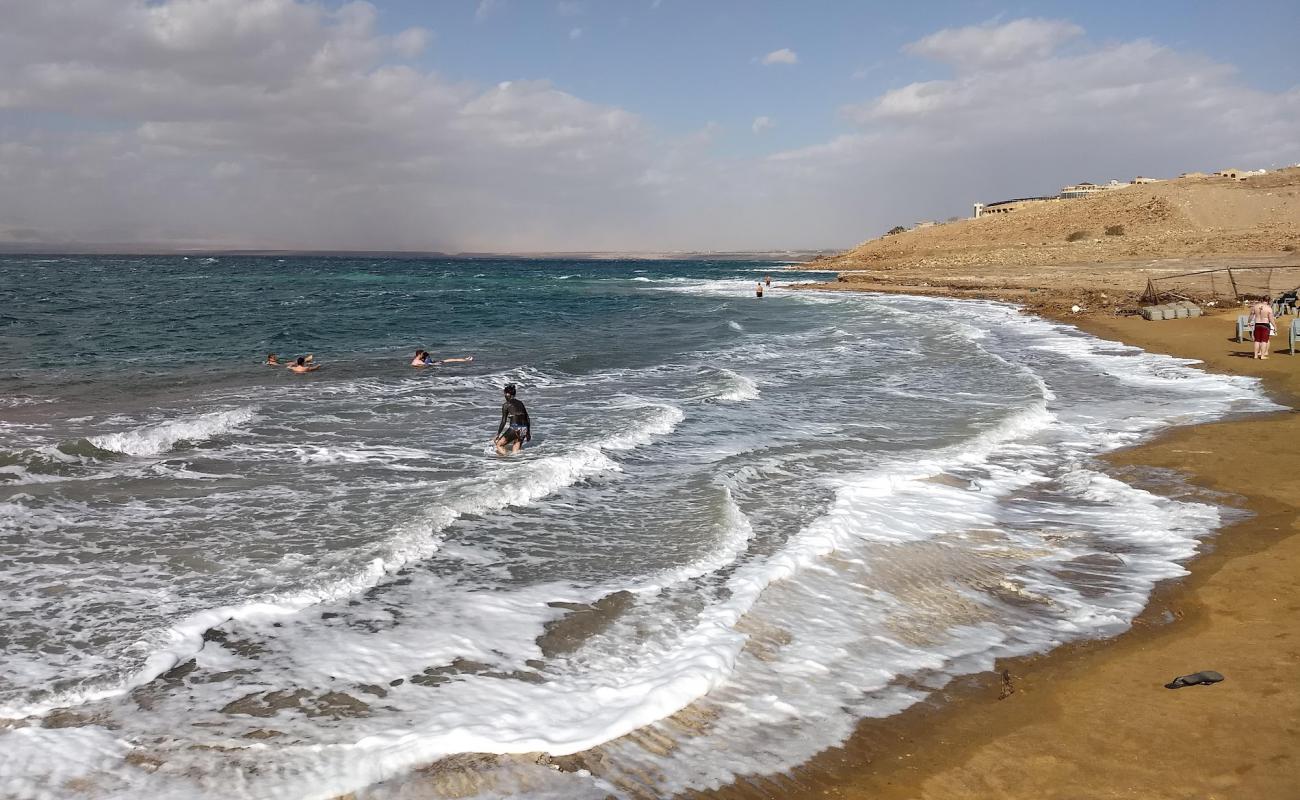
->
<box><xmin>0</xmin><ymin>244</ymin><xmax>837</xmax><ymax>263</ymax></box>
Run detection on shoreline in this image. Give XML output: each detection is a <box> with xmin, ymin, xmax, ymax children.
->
<box><xmin>688</xmin><ymin>288</ymin><xmax>1300</xmax><ymax>799</ymax></box>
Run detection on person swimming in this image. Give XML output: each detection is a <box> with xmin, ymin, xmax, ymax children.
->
<box><xmin>412</xmin><ymin>349</ymin><xmax>474</xmax><ymax>367</ymax></box>
<box><xmin>287</xmin><ymin>355</ymin><xmax>320</xmax><ymax>373</ymax></box>
<box><xmin>265</xmin><ymin>353</ymin><xmax>280</xmax><ymax>366</ymax></box>
<box><xmin>493</xmin><ymin>383</ymin><xmax>531</xmax><ymax>454</ymax></box>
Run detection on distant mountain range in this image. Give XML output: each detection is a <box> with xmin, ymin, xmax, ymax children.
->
<box><xmin>0</xmin><ymin>244</ymin><xmax>838</xmax><ymax>262</ymax></box>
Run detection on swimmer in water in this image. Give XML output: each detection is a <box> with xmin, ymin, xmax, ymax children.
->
<box><xmin>287</xmin><ymin>355</ymin><xmax>320</xmax><ymax>373</ymax></box>
<box><xmin>765</xmin><ymin>275</ymin><xmax>771</xmax><ymax>287</ymax></box>
<box><xmin>755</xmin><ymin>282</ymin><xmax>764</xmax><ymax>298</ymax></box>
<box><xmin>412</xmin><ymin>349</ymin><xmax>474</xmax><ymax>367</ymax></box>
<box><xmin>265</xmin><ymin>353</ymin><xmax>280</xmax><ymax>366</ymax></box>
<box><xmin>493</xmin><ymin>383</ymin><xmax>531</xmax><ymax>454</ymax></box>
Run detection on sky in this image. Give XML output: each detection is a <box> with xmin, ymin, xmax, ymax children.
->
<box><xmin>0</xmin><ymin>0</ymin><xmax>1297</xmax><ymax>252</ymax></box>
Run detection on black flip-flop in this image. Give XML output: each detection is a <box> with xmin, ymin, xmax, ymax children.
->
<box><xmin>1164</xmin><ymin>670</ymin><xmax>1224</xmax><ymax>689</ymax></box>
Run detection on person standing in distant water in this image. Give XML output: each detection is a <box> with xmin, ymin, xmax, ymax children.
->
<box><xmin>1248</xmin><ymin>296</ymin><xmax>1276</xmax><ymax>359</ymax></box>
<box><xmin>288</xmin><ymin>355</ymin><xmax>320</xmax><ymax>373</ymax></box>
<box><xmin>494</xmin><ymin>383</ymin><xmax>531</xmax><ymax>454</ymax></box>
<box><xmin>764</xmin><ymin>275</ymin><xmax>771</xmax><ymax>287</ymax></box>
<box><xmin>755</xmin><ymin>282</ymin><xmax>764</xmax><ymax>298</ymax></box>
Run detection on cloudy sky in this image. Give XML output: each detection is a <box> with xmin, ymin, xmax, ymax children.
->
<box><xmin>1</xmin><ymin>0</ymin><xmax>1297</xmax><ymax>252</ymax></box>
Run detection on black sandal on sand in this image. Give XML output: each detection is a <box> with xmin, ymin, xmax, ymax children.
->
<box><xmin>1164</xmin><ymin>670</ymin><xmax>1225</xmax><ymax>689</ymax></box>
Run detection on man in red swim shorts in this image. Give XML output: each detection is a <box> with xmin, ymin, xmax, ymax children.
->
<box><xmin>1248</xmin><ymin>297</ymin><xmax>1276</xmax><ymax>360</ymax></box>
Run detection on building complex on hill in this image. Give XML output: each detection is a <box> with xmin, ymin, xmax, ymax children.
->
<box><xmin>970</xmin><ymin>168</ymin><xmax>1262</xmax><ymax>219</ymax></box>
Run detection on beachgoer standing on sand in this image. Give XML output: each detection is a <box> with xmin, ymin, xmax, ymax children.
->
<box><xmin>494</xmin><ymin>383</ymin><xmax>531</xmax><ymax>454</ymax></box>
<box><xmin>756</xmin><ymin>282</ymin><xmax>764</xmax><ymax>298</ymax></box>
<box><xmin>1248</xmin><ymin>297</ymin><xmax>1276</xmax><ymax>359</ymax></box>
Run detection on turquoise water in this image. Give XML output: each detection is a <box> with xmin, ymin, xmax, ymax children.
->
<box><xmin>0</xmin><ymin>255</ymin><xmax>1276</xmax><ymax>799</ymax></box>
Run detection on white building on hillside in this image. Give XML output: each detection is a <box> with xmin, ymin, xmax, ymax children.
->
<box><xmin>1059</xmin><ymin>179</ymin><xmax>1130</xmax><ymax>199</ymax></box>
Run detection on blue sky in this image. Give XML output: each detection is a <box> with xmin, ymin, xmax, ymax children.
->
<box><xmin>376</xmin><ymin>0</ymin><xmax>1299</xmax><ymax>152</ymax></box>
<box><xmin>0</xmin><ymin>0</ymin><xmax>1297</xmax><ymax>250</ymax></box>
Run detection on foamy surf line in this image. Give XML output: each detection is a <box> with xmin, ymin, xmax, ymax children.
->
<box><xmin>2</xmin><ymin>278</ymin><xmax>1283</xmax><ymax>800</ymax></box>
<box><xmin>186</xmin><ymin>404</ymin><xmax>1201</xmax><ymax>799</ymax></box>
<box><xmin>0</xmin><ymin>401</ymin><xmax>686</xmax><ymax>720</ymax></box>
<box><xmin>181</xmin><ymin>333</ymin><xmax>1269</xmax><ymax>800</ymax></box>
<box><xmin>302</xmin><ymin>302</ymin><xmax>1278</xmax><ymax>780</ymax></box>
<box><xmin>87</xmin><ymin>406</ymin><xmax>258</xmax><ymax>456</ymax></box>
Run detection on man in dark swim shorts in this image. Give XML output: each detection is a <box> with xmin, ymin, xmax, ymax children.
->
<box><xmin>494</xmin><ymin>383</ymin><xmax>531</xmax><ymax>454</ymax></box>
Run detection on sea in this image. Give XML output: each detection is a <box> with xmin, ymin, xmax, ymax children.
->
<box><xmin>0</xmin><ymin>255</ymin><xmax>1279</xmax><ymax>799</ymax></box>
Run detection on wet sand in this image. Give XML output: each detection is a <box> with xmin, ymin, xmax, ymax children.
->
<box><xmin>691</xmin><ymin>306</ymin><xmax>1300</xmax><ymax>800</ymax></box>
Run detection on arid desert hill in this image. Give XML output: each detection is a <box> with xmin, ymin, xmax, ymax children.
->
<box><xmin>812</xmin><ymin>168</ymin><xmax>1300</xmax><ymax>315</ymax></box>
<box><xmin>823</xmin><ymin>168</ymin><xmax>1300</xmax><ymax>272</ymax></box>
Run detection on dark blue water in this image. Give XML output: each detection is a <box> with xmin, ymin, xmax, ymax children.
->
<box><xmin>1</xmin><ymin>256</ymin><xmax>810</xmax><ymax>410</ymax></box>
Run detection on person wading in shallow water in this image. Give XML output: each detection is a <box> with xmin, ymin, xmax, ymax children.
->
<box><xmin>1248</xmin><ymin>297</ymin><xmax>1276</xmax><ymax>359</ymax></box>
<box><xmin>755</xmin><ymin>282</ymin><xmax>764</xmax><ymax>298</ymax></box>
<box><xmin>494</xmin><ymin>383</ymin><xmax>531</xmax><ymax>454</ymax></box>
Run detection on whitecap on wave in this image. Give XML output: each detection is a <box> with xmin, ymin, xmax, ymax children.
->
<box><xmin>88</xmin><ymin>406</ymin><xmax>257</xmax><ymax>456</ymax></box>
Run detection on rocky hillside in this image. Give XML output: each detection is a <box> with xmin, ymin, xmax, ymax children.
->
<box><xmin>821</xmin><ymin>168</ymin><xmax>1300</xmax><ymax>272</ymax></box>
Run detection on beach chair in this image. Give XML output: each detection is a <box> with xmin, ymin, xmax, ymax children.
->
<box><xmin>1237</xmin><ymin>315</ymin><xmax>1250</xmax><ymax>342</ymax></box>
<box><xmin>1291</xmin><ymin>319</ymin><xmax>1300</xmax><ymax>354</ymax></box>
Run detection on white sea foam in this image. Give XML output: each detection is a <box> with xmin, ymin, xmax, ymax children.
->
<box><xmin>1</xmin><ymin>282</ymin><xmax>1283</xmax><ymax>800</ymax></box>
<box><xmin>2</xmin><ymin>400</ymin><xmax>686</xmax><ymax>720</ymax></box>
<box><xmin>88</xmin><ymin>406</ymin><xmax>257</xmax><ymax>456</ymax></box>
<box><xmin>0</xmin><ymin>726</ymin><xmax>133</xmax><ymax>800</ymax></box>
<box><xmin>273</xmin><ymin>298</ymin><xmax>1273</xmax><ymax>797</ymax></box>
<box><xmin>715</xmin><ymin>369</ymin><xmax>760</xmax><ymax>402</ymax></box>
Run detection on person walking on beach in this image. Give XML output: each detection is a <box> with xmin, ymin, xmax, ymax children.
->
<box><xmin>1248</xmin><ymin>297</ymin><xmax>1276</xmax><ymax>359</ymax></box>
<box><xmin>494</xmin><ymin>383</ymin><xmax>531</xmax><ymax>454</ymax></box>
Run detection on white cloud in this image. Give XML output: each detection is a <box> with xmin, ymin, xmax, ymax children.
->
<box><xmin>905</xmin><ymin>18</ymin><xmax>1082</xmax><ymax>69</ymax></box>
<box><xmin>475</xmin><ymin>0</ymin><xmax>500</xmax><ymax>23</ymax></box>
<box><xmin>569</xmin><ymin>27</ymin><xmax>583</xmax><ymax>40</ymax></box>
<box><xmin>751</xmin><ymin>116</ymin><xmax>774</xmax><ymax>134</ymax></box>
<box><xmin>0</xmin><ymin>8</ymin><xmax>1296</xmax><ymax>252</ymax></box>
<box><xmin>392</xmin><ymin>26</ymin><xmax>430</xmax><ymax>58</ymax></box>
<box><xmin>761</xmin><ymin>48</ymin><xmax>798</xmax><ymax>66</ymax></box>
<box><xmin>767</xmin><ymin>19</ymin><xmax>1300</xmax><ymax>238</ymax></box>
<box><xmin>0</xmin><ymin>0</ymin><xmax>656</xmax><ymax>251</ymax></box>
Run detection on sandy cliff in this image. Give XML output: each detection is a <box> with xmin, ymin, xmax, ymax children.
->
<box><xmin>810</xmin><ymin>168</ymin><xmax>1300</xmax><ymax>315</ymax></box>
<box><xmin>824</xmin><ymin>168</ymin><xmax>1300</xmax><ymax>271</ymax></box>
